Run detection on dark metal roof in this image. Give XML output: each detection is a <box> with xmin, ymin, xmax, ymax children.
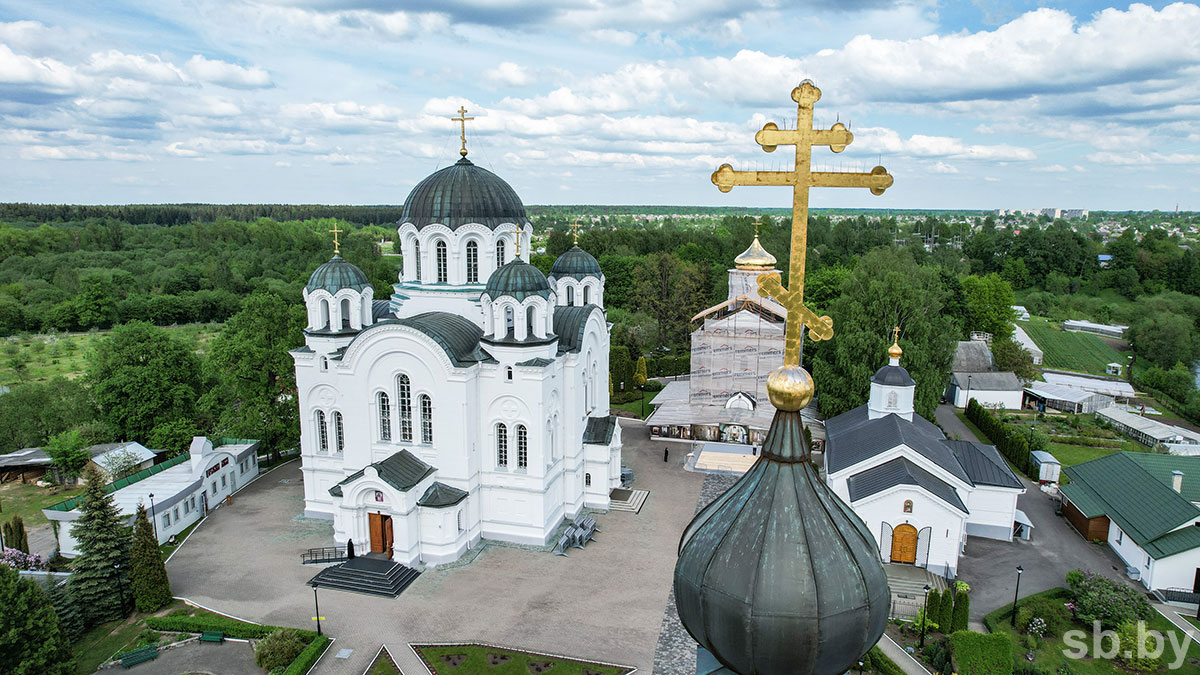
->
<box><xmin>348</xmin><ymin>313</ymin><xmax>487</xmax><ymax>367</ymax></box>
<box><xmin>483</xmin><ymin>259</ymin><xmax>551</xmax><ymax>301</ymax></box>
<box><xmin>306</xmin><ymin>255</ymin><xmax>371</xmax><ymax>295</ymax></box>
<box><xmin>549</xmin><ymin>246</ymin><xmax>602</xmax><ymax>279</ymax></box>
<box><xmin>552</xmin><ymin>304</ymin><xmax>598</xmax><ymax>354</ymax></box>
<box><xmin>417</xmin><ymin>481</ymin><xmax>468</xmax><ymax>508</ymax></box>
<box><xmin>871</xmin><ymin>364</ymin><xmax>915</xmax><ymax>386</ymax></box>
<box><xmin>674</xmin><ymin>410</ymin><xmax>889</xmax><ymax>674</ymax></box>
<box><xmin>945</xmin><ymin>440</ymin><xmax>1024</xmax><ymax>489</ymax></box>
<box><xmin>953</xmin><ymin>340</ymin><xmax>994</xmax><ymax>372</ymax></box>
<box><xmin>824</xmin><ymin>406</ymin><xmax>971</xmax><ymax>484</ymax></box>
<box><xmin>951</xmin><ymin>371</ymin><xmax>1022</xmax><ymax>391</ymax></box>
<box><xmin>582</xmin><ymin>416</ymin><xmax>617</xmax><ymax>444</ymax></box>
<box><xmin>848</xmin><ymin>457</ymin><xmax>969</xmax><ymax>513</ymax></box>
<box><xmin>371</xmin><ymin>299</ymin><xmax>393</xmax><ymax>321</ymax></box>
<box><xmin>516</xmin><ymin>357</ymin><xmax>553</xmax><ymax>367</ymax></box>
<box><xmin>329</xmin><ymin>449</ymin><xmax>434</xmax><ymax>497</ymax></box>
<box><xmin>400</xmin><ymin>157</ymin><xmax>528</xmax><ymax>230</ymax></box>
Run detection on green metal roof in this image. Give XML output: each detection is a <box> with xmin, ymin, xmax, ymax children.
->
<box><xmin>46</xmin><ymin>452</ymin><xmax>191</xmax><ymax>512</ymax></box>
<box><xmin>400</xmin><ymin>157</ymin><xmax>528</xmax><ymax>230</ymax></box>
<box><xmin>329</xmin><ymin>449</ymin><xmax>434</xmax><ymax>497</ymax></box>
<box><xmin>552</xmin><ymin>304</ymin><xmax>598</xmax><ymax>354</ymax></box>
<box><xmin>417</xmin><ymin>481</ymin><xmax>468</xmax><ymax>508</ymax></box>
<box><xmin>306</xmin><ymin>255</ymin><xmax>371</xmax><ymax>295</ymax></box>
<box><xmin>348</xmin><ymin>313</ymin><xmax>487</xmax><ymax>368</ymax></box>
<box><xmin>516</xmin><ymin>357</ymin><xmax>553</xmax><ymax>367</ymax></box>
<box><xmin>1062</xmin><ymin>452</ymin><xmax>1200</xmax><ymax>558</ymax></box>
<box><xmin>549</xmin><ymin>246</ymin><xmax>602</xmax><ymax>279</ymax></box>
<box><xmin>484</xmin><ymin>259</ymin><xmax>551</xmax><ymax>302</ymax></box>
<box><xmin>583</xmin><ymin>416</ymin><xmax>617</xmax><ymax>444</ymax></box>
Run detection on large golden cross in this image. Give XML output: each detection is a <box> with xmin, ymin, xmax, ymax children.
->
<box><xmin>569</xmin><ymin>219</ymin><xmax>582</xmax><ymax>245</ymax></box>
<box><xmin>451</xmin><ymin>106</ymin><xmax>474</xmax><ymax>158</ymax></box>
<box><xmin>712</xmin><ymin>81</ymin><xmax>893</xmax><ymax>366</ymax></box>
<box><xmin>328</xmin><ymin>223</ymin><xmax>343</xmax><ymax>255</ymax></box>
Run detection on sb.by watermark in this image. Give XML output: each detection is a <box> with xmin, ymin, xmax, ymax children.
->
<box><xmin>1062</xmin><ymin>621</ymin><xmax>1193</xmax><ymax>670</ymax></box>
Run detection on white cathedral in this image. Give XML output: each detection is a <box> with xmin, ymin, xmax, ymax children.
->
<box><xmin>291</xmin><ymin>152</ymin><xmax>622</xmax><ymax>566</ymax></box>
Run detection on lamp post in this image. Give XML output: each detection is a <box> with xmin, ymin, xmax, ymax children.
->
<box><xmin>114</xmin><ymin>562</ymin><xmax>127</xmax><ymax>615</ymax></box>
<box><xmin>148</xmin><ymin>493</ymin><xmax>158</xmax><ymax>541</ymax></box>
<box><xmin>919</xmin><ymin>583</ymin><xmax>931</xmax><ymax>648</ymax></box>
<box><xmin>965</xmin><ymin>374</ymin><xmax>973</xmax><ymax>406</ymax></box>
<box><xmin>312</xmin><ymin>583</ymin><xmax>323</xmax><ymax>636</ymax></box>
<box><xmin>1010</xmin><ymin>565</ymin><xmax>1024</xmax><ymax>628</ymax></box>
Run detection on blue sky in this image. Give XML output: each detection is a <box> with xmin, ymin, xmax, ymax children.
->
<box><xmin>1</xmin><ymin>1</ymin><xmax>1198</xmax><ymax>210</ymax></box>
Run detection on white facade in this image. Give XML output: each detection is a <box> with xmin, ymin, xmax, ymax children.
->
<box><xmin>1107</xmin><ymin>519</ymin><xmax>1200</xmax><ymax>591</ymax></box>
<box><xmin>292</xmin><ymin>167</ymin><xmax>621</xmax><ymax>567</ymax></box>
<box><xmin>951</xmin><ymin>386</ymin><xmax>1024</xmax><ymax>410</ymax></box>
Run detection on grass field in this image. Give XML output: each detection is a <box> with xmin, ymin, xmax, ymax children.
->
<box><xmin>611</xmin><ymin>389</ymin><xmax>656</xmax><ymax>419</ymax></box>
<box><xmin>0</xmin><ymin>323</ymin><xmax>222</xmax><ymax>387</ymax></box>
<box><xmin>413</xmin><ymin>644</ymin><xmax>631</xmax><ymax>675</ymax></box>
<box><xmin>0</xmin><ymin>480</ymin><xmax>86</xmax><ymax>527</ymax></box>
<box><xmin>1018</xmin><ymin>318</ymin><xmax>1127</xmax><ymax>376</ymax></box>
<box><xmin>1047</xmin><ymin>442</ymin><xmax>1121</xmax><ymax>467</ymax></box>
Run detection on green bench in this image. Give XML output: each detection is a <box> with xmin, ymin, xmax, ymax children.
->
<box><xmin>200</xmin><ymin>631</ymin><xmax>225</xmax><ymax>643</ymax></box>
<box><xmin>119</xmin><ymin>645</ymin><xmax>158</xmax><ymax>668</ymax></box>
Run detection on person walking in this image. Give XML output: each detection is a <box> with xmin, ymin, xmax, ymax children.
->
<box><xmin>664</xmin><ymin>447</ymin><xmax>670</xmax><ymax>462</ymax></box>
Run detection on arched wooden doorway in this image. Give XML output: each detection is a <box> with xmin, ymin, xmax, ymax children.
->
<box><xmin>891</xmin><ymin>524</ymin><xmax>918</xmax><ymax>564</ymax></box>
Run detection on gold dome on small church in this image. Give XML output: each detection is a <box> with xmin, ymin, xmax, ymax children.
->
<box><xmin>734</xmin><ymin>234</ymin><xmax>777</xmax><ymax>270</ymax></box>
<box><xmin>888</xmin><ymin>328</ymin><xmax>903</xmax><ymax>359</ymax></box>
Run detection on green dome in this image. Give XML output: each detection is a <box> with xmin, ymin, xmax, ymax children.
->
<box><xmin>306</xmin><ymin>255</ymin><xmax>370</xmax><ymax>295</ymax></box>
<box><xmin>549</xmin><ymin>246</ymin><xmax>602</xmax><ymax>280</ymax></box>
<box><xmin>401</xmin><ymin>157</ymin><xmax>528</xmax><ymax>230</ymax></box>
<box><xmin>484</xmin><ymin>259</ymin><xmax>551</xmax><ymax>302</ymax></box>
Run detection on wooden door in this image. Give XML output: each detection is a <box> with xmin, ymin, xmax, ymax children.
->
<box><xmin>891</xmin><ymin>524</ymin><xmax>918</xmax><ymax>564</ymax></box>
<box><xmin>369</xmin><ymin>513</ymin><xmax>384</xmax><ymax>554</ymax></box>
<box><xmin>384</xmin><ymin>515</ymin><xmax>394</xmax><ymax>558</ymax></box>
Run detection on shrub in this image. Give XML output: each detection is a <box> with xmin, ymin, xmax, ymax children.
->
<box><xmin>925</xmin><ymin>589</ymin><xmax>942</xmax><ymax>629</ymax></box>
<box><xmin>284</xmin><ymin>635</ymin><xmax>330</xmax><ymax>675</ymax></box>
<box><xmin>951</xmin><ymin>590</ymin><xmax>970</xmax><ymax>632</ymax></box>
<box><xmin>914</xmin><ymin>607</ymin><xmax>939</xmax><ymax>634</ymax></box>
<box><xmin>255</xmin><ymin>629</ymin><xmax>307</xmax><ymax>671</ymax></box>
<box><xmin>1013</xmin><ymin>595</ymin><xmax>1072</xmax><ymax>638</ymax></box>
<box><xmin>144</xmin><ymin>615</ymin><xmax>316</xmax><ymax>641</ymax></box>
<box><xmin>1116</xmin><ymin>621</ymin><xmax>1160</xmax><ymax>672</ymax></box>
<box><xmin>953</xmin><ymin>581</ymin><xmax>971</xmax><ymax>594</ymax></box>
<box><xmin>1065</xmin><ymin>570</ymin><xmax>1151</xmax><ymax>629</ymax></box>
<box><xmin>949</xmin><ymin>630</ymin><xmax>1013</xmax><ymax>675</ymax></box>
<box><xmin>938</xmin><ymin>587</ymin><xmax>954</xmax><ymax>632</ymax></box>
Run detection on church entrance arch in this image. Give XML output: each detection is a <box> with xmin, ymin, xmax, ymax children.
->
<box><xmin>368</xmin><ymin>512</ymin><xmax>394</xmax><ymax>558</ymax></box>
<box><xmin>891</xmin><ymin>523</ymin><xmax>918</xmax><ymax>564</ymax></box>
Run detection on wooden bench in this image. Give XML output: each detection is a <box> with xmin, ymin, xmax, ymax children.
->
<box><xmin>120</xmin><ymin>645</ymin><xmax>158</xmax><ymax>668</ymax></box>
<box><xmin>200</xmin><ymin>631</ymin><xmax>225</xmax><ymax>643</ymax></box>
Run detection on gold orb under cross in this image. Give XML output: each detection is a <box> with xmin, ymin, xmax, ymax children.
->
<box><xmin>767</xmin><ymin>364</ymin><xmax>814</xmax><ymax>412</ymax></box>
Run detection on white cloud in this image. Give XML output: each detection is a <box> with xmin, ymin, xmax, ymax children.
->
<box><xmin>929</xmin><ymin>161</ymin><xmax>958</xmax><ymax>174</ymax></box>
<box><xmin>1031</xmin><ymin>164</ymin><xmax>1068</xmax><ymax>173</ymax></box>
<box><xmin>0</xmin><ymin>43</ymin><xmax>86</xmax><ymax>94</ymax></box>
<box><xmin>583</xmin><ymin>29</ymin><xmax>639</xmax><ymax>47</ymax></box>
<box><xmin>184</xmin><ymin>55</ymin><xmax>272</xmax><ymax>89</ymax></box>
<box><xmin>83</xmin><ymin>50</ymin><xmax>186</xmax><ymax>85</ymax></box>
<box><xmin>19</xmin><ymin>145</ymin><xmax>148</xmax><ymax>161</ymax></box>
<box><xmin>853</xmin><ymin>127</ymin><xmax>1036</xmax><ymax>161</ymax></box>
<box><xmin>1087</xmin><ymin>151</ymin><xmax>1200</xmax><ymax>166</ymax></box>
<box><xmin>483</xmin><ymin>62</ymin><xmax>534</xmax><ymax>88</ymax></box>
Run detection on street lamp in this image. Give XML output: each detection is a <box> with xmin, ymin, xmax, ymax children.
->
<box><xmin>114</xmin><ymin>562</ymin><xmax>127</xmax><ymax>615</ymax></box>
<box><xmin>1011</xmin><ymin>565</ymin><xmax>1024</xmax><ymax>628</ymax></box>
<box><xmin>965</xmin><ymin>374</ymin><xmax>973</xmax><ymax>406</ymax></box>
<box><xmin>312</xmin><ymin>583</ymin><xmax>323</xmax><ymax>636</ymax></box>
<box><xmin>148</xmin><ymin>493</ymin><xmax>158</xmax><ymax>541</ymax></box>
<box><xmin>920</xmin><ymin>583</ymin><xmax>932</xmax><ymax>647</ymax></box>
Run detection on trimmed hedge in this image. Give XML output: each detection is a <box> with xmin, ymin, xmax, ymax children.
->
<box><xmin>966</xmin><ymin>399</ymin><xmax>1033</xmax><ymax>476</ymax></box>
<box><xmin>949</xmin><ymin>630</ymin><xmax>1013</xmax><ymax>675</ymax></box>
<box><xmin>867</xmin><ymin>646</ymin><xmax>906</xmax><ymax>675</ymax></box>
<box><xmin>144</xmin><ymin>615</ymin><xmax>317</xmax><ymax>641</ymax></box>
<box><xmin>285</xmin><ymin>635</ymin><xmax>330</xmax><ymax>675</ymax></box>
<box><xmin>1049</xmin><ymin>435</ymin><xmax>1122</xmax><ymax>448</ymax></box>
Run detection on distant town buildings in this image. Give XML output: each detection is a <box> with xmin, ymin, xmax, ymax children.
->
<box><xmin>993</xmin><ymin>208</ymin><xmax>1089</xmax><ymax>219</ymax></box>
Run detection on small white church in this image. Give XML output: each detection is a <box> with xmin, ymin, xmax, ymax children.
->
<box><xmin>824</xmin><ymin>337</ymin><xmax>1026</xmax><ymax>578</ymax></box>
<box><xmin>291</xmin><ymin>151</ymin><xmax>622</xmax><ymax>566</ymax></box>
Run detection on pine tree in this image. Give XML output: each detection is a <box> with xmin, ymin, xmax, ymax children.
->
<box><xmin>44</xmin><ymin>578</ymin><xmax>84</xmax><ymax>643</ymax></box>
<box><xmin>924</xmin><ymin>589</ymin><xmax>942</xmax><ymax>631</ymax></box>
<box><xmin>129</xmin><ymin>503</ymin><xmax>172</xmax><ymax>612</ymax></box>
<box><xmin>68</xmin><ymin>464</ymin><xmax>130</xmax><ymax>628</ymax></box>
<box><xmin>938</xmin><ymin>585</ymin><xmax>954</xmax><ymax>631</ymax></box>
<box><xmin>0</xmin><ymin>565</ymin><xmax>73</xmax><ymax>675</ymax></box>
<box><xmin>952</xmin><ymin>590</ymin><xmax>970</xmax><ymax>632</ymax></box>
<box><xmin>6</xmin><ymin>515</ymin><xmax>31</xmax><ymax>553</ymax></box>
<box><xmin>634</xmin><ymin>356</ymin><xmax>648</xmax><ymax>387</ymax></box>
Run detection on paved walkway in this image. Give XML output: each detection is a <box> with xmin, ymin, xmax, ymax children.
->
<box><xmin>876</xmin><ymin>635</ymin><xmax>932</xmax><ymax>675</ymax></box>
<box><xmin>122</xmin><ymin>640</ymin><xmax>259</xmax><ymax>675</ymax></box>
<box><xmin>166</xmin><ymin>423</ymin><xmax>705</xmax><ymax>675</ymax></box>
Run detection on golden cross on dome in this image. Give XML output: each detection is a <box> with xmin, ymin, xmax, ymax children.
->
<box><xmin>893</xmin><ymin>325</ymin><xmax>901</xmax><ymax>343</ymax></box>
<box><xmin>451</xmin><ymin>106</ymin><xmax>474</xmax><ymax>157</ymax></box>
<box><xmin>328</xmin><ymin>223</ymin><xmax>344</xmax><ymax>255</ymax></box>
<box><xmin>712</xmin><ymin>81</ymin><xmax>893</xmax><ymax>367</ymax></box>
<box><xmin>569</xmin><ymin>219</ymin><xmax>582</xmax><ymax>245</ymax></box>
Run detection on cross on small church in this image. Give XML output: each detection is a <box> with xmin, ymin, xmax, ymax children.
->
<box><xmin>451</xmin><ymin>106</ymin><xmax>474</xmax><ymax>158</ymax></box>
<box><xmin>569</xmin><ymin>219</ymin><xmax>582</xmax><ymax>244</ymax></box>
<box><xmin>328</xmin><ymin>223</ymin><xmax>343</xmax><ymax>255</ymax></box>
<box><xmin>712</xmin><ymin>81</ymin><xmax>893</xmax><ymax>367</ymax></box>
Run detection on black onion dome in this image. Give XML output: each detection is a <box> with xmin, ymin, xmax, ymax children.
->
<box><xmin>872</xmin><ymin>365</ymin><xmax>916</xmax><ymax>387</ymax></box>
<box><xmin>674</xmin><ymin>410</ymin><xmax>889</xmax><ymax>674</ymax></box>
<box><xmin>549</xmin><ymin>246</ymin><xmax>602</xmax><ymax>280</ymax></box>
<box><xmin>484</xmin><ymin>259</ymin><xmax>552</xmax><ymax>302</ymax></box>
<box><xmin>401</xmin><ymin>157</ymin><xmax>527</xmax><ymax>230</ymax></box>
<box><xmin>306</xmin><ymin>255</ymin><xmax>371</xmax><ymax>295</ymax></box>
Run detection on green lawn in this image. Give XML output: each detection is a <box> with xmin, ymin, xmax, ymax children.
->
<box><xmin>1047</xmin><ymin>442</ymin><xmax>1120</xmax><ymax>467</ymax></box>
<box><xmin>611</xmin><ymin>389</ymin><xmax>656</xmax><ymax>419</ymax></box>
<box><xmin>160</xmin><ymin>518</ymin><xmax>202</xmax><ymax>558</ymax></box>
<box><xmin>1019</xmin><ymin>318</ymin><xmax>1127</xmax><ymax>376</ymax></box>
<box><xmin>0</xmin><ymin>480</ymin><xmax>86</xmax><ymax>528</ymax></box>
<box><xmin>413</xmin><ymin>644</ymin><xmax>633</xmax><ymax>675</ymax></box>
<box><xmin>369</xmin><ymin>648</ymin><xmax>402</xmax><ymax>675</ymax></box>
<box><xmin>983</xmin><ymin>588</ymin><xmax>1200</xmax><ymax>674</ymax></box>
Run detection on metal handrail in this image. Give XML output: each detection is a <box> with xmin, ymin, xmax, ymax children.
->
<box><xmin>301</xmin><ymin>546</ymin><xmax>347</xmax><ymax>565</ymax></box>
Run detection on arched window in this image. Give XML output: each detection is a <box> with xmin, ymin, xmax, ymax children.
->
<box><xmin>378</xmin><ymin>392</ymin><xmax>391</xmax><ymax>441</ymax></box>
<box><xmin>413</xmin><ymin>240</ymin><xmax>421</xmax><ymax>281</ymax></box>
<box><xmin>517</xmin><ymin>424</ymin><xmax>528</xmax><ymax>469</ymax></box>
<box><xmin>340</xmin><ymin>297</ymin><xmax>352</xmax><ymax>329</ymax></box>
<box><xmin>420</xmin><ymin>394</ymin><xmax>433</xmax><ymax>443</ymax></box>
<box><xmin>566</xmin><ymin>285</ymin><xmax>574</xmax><ymax>306</ymax></box>
<box><xmin>496</xmin><ymin>423</ymin><xmax>508</xmax><ymax>467</ymax></box>
<box><xmin>504</xmin><ymin>305</ymin><xmax>515</xmax><ymax>338</ymax></box>
<box><xmin>903</xmin><ymin>499</ymin><xmax>913</xmax><ymax>514</ymax></box>
<box><xmin>496</xmin><ymin>239</ymin><xmax>506</xmax><ymax>268</ymax></box>
<box><xmin>457</xmin><ymin>510</ymin><xmax>464</xmax><ymax>532</ymax></box>
<box><xmin>526</xmin><ymin>305</ymin><xmax>536</xmax><ymax>337</ymax></box>
<box><xmin>316</xmin><ymin>410</ymin><xmax>328</xmax><ymax>452</ymax></box>
<box><xmin>319</xmin><ymin>299</ymin><xmax>330</xmax><ymax>329</ymax></box>
<box><xmin>466</xmin><ymin>240</ymin><xmax>479</xmax><ymax>283</ymax></box>
<box><xmin>320</xmin><ymin>356</ymin><xmax>328</xmax><ymax>372</ymax></box>
<box><xmin>583</xmin><ymin>285</ymin><xmax>590</xmax><ymax>305</ymax></box>
<box><xmin>398</xmin><ymin>375</ymin><xmax>413</xmax><ymax>442</ymax></box>
<box><xmin>333</xmin><ymin>412</ymin><xmax>345</xmax><ymax>453</ymax></box>
<box><xmin>505</xmin><ymin>366</ymin><xmax>513</xmax><ymax>381</ymax></box>
<box><xmin>585</xmin><ymin>473</ymin><xmax>591</xmax><ymax>487</ymax></box>
<box><xmin>436</xmin><ymin>240</ymin><xmax>448</xmax><ymax>283</ymax></box>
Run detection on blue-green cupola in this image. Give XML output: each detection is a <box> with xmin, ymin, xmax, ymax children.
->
<box><xmin>400</xmin><ymin>157</ymin><xmax>528</xmax><ymax>231</ymax></box>
<box><xmin>549</xmin><ymin>246</ymin><xmax>602</xmax><ymax>279</ymax></box>
<box><xmin>481</xmin><ymin>259</ymin><xmax>555</xmax><ymax>342</ymax></box>
<box><xmin>306</xmin><ymin>255</ymin><xmax>371</xmax><ymax>295</ymax></box>
<box><xmin>303</xmin><ymin>255</ymin><xmax>375</xmax><ymax>337</ymax></box>
<box><xmin>484</xmin><ymin>259</ymin><xmax>552</xmax><ymax>302</ymax></box>
<box><xmin>549</xmin><ymin>245</ymin><xmax>605</xmax><ymax>308</ymax></box>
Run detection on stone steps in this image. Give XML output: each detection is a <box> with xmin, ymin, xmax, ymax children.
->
<box><xmin>307</xmin><ymin>559</ymin><xmax>421</xmax><ymax>598</ymax></box>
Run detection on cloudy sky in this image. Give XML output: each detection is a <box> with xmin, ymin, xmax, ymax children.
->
<box><xmin>1</xmin><ymin>1</ymin><xmax>1198</xmax><ymax>210</ymax></box>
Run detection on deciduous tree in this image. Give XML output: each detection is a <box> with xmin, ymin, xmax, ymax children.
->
<box><xmin>962</xmin><ymin>273</ymin><xmax>1015</xmax><ymax>341</ymax></box>
<box><xmin>44</xmin><ymin>429</ymin><xmax>90</xmax><ymax>482</ymax></box>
